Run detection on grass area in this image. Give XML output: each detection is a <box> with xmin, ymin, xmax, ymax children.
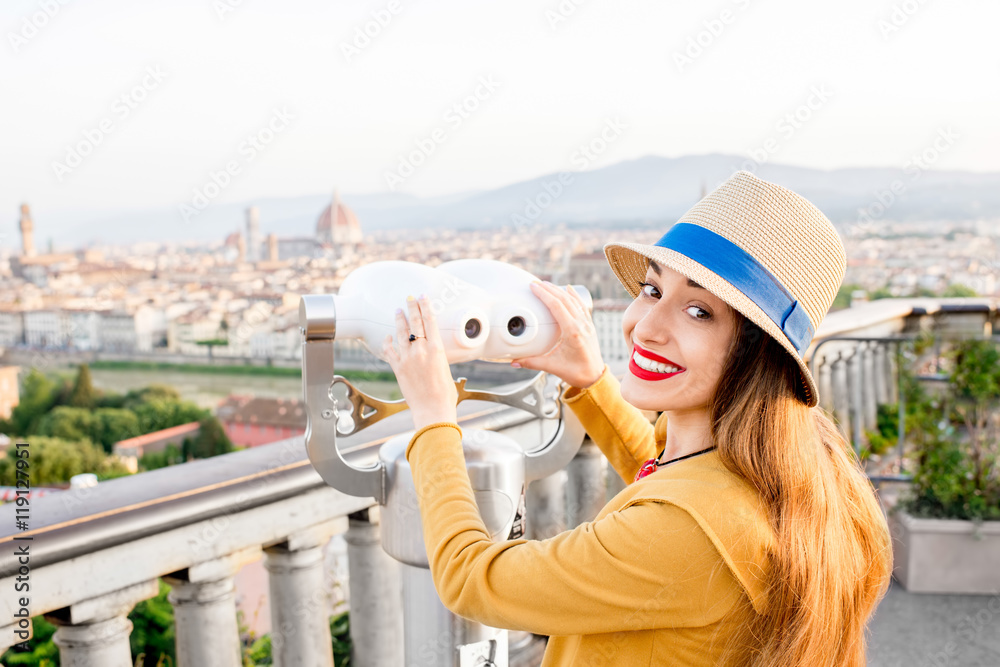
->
<box><xmin>88</xmin><ymin>359</ymin><xmax>396</xmax><ymax>382</ymax></box>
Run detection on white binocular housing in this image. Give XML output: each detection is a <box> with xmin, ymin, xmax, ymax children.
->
<box><xmin>301</xmin><ymin>258</ymin><xmax>592</xmax><ymax>363</ymax></box>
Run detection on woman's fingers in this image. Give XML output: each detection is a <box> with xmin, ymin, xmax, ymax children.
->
<box><xmin>394</xmin><ymin>306</ymin><xmax>410</xmax><ymax>352</ymax></box>
<box><xmin>530</xmin><ymin>282</ymin><xmax>580</xmax><ymax>333</ymax></box>
<box><xmin>406</xmin><ymin>295</ymin><xmax>425</xmax><ymax>338</ymax></box>
<box><xmin>417</xmin><ymin>294</ymin><xmax>443</xmax><ymax>347</ymax></box>
<box><xmin>382</xmin><ymin>333</ymin><xmax>399</xmax><ymax>364</ymax></box>
<box><xmin>564</xmin><ymin>284</ymin><xmax>589</xmax><ymax>315</ymax></box>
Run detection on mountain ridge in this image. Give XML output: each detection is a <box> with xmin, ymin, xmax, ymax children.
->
<box><xmin>19</xmin><ymin>154</ymin><xmax>1000</xmax><ymax>248</ymax></box>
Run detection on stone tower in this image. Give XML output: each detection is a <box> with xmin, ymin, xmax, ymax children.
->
<box><xmin>267</xmin><ymin>233</ymin><xmax>278</xmax><ymax>262</ymax></box>
<box><xmin>246</xmin><ymin>206</ymin><xmax>261</xmax><ymax>262</ymax></box>
<box><xmin>19</xmin><ymin>204</ymin><xmax>36</xmax><ymax>258</ymax></box>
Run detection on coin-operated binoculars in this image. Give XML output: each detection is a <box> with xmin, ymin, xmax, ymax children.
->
<box><xmin>299</xmin><ymin>259</ymin><xmax>590</xmax><ymax>667</ymax></box>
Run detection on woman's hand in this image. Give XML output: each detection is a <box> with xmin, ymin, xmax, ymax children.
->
<box><xmin>511</xmin><ymin>281</ymin><xmax>606</xmax><ymax>389</ymax></box>
<box><xmin>381</xmin><ymin>294</ymin><xmax>459</xmax><ymax>432</ymax></box>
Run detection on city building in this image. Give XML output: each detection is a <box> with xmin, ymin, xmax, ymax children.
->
<box><xmin>592</xmin><ymin>299</ymin><xmax>630</xmax><ymax>367</ymax></box>
<box><xmin>216</xmin><ymin>396</ymin><xmax>307</xmax><ymax>448</ymax></box>
<box><xmin>113</xmin><ymin>422</ymin><xmax>203</xmax><ymax>473</ymax></box>
<box><xmin>0</xmin><ymin>365</ymin><xmax>20</xmax><ymax>420</ymax></box>
<box><xmin>567</xmin><ymin>252</ymin><xmax>631</xmax><ymax>300</ymax></box>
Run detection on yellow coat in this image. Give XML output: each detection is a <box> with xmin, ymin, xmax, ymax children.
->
<box><xmin>406</xmin><ymin>364</ymin><xmax>775</xmax><ymax>665</ymax></box>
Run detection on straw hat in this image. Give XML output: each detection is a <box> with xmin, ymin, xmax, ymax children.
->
<box><xmin>604</xmin><ymin>170</ymin><xmax>845</xmax><ymax>407</ymax></box>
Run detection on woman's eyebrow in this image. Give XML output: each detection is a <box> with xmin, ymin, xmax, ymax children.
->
<box><xmin>648</xmin><ymin>261</ymin><xmax>706</xmax><ymax>290</ymax></box>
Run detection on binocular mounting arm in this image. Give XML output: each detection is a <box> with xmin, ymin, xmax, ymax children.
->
<box><xmin>329</xmin><ymin>370</ymin><xmax>561</xmax><ymax>438</ymax></box>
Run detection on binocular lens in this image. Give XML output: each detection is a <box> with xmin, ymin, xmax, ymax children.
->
<box><xmin>507</xmin><ymin>316</ymin><xmax>526</xmax><ymax>337</ymax></box>
<box><xmin>465</xmin><ymin>318</ymin><xmax>482</xmax><ymax>339</ymax></box>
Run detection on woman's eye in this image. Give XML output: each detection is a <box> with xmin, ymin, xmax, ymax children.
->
<box><xmin>638</xmin><ymin>282</ymin><xmax>660</xmax><ymax>299</ymax></box>
<box><xmin>685</xmin><ymin>305</ymin><xmax>712</xmax><ymax>320</ymax></box>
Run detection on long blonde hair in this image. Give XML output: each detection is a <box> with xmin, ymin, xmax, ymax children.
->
<box><xmin>713</xmin><ymin>311</ymin><xmax>893</xmax><ymax>666</ymax></box>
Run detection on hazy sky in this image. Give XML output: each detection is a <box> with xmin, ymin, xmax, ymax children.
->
<box><xmin>3</xmin><ymin>0</ymin><xmax>999</xmax><ymax>223</ymax></box>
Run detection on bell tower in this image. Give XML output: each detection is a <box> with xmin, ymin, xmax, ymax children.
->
<box><xmin>19</xmin><ymin>204</ymin><xmax>36</xmax><ymax>258</ymax></box>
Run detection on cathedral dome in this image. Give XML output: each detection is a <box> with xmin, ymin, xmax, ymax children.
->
<box><xmin>316</xmin><ymin>193</ymin><xmax>363</xmax><ymax>244</ymax></box>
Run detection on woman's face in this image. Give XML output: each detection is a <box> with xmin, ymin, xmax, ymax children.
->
<box><xmin>619</xmin><ymin>261</ymin><xmax>736</xmax><ymax>412</ymax></box>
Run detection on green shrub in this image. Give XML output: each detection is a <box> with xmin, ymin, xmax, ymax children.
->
<box><xmin>0</xmin><ymin>437</ymin><xmax>131</xmax><ymax>486</ymax></box>
<box><xmin>900</xmin><ymin>337</ymin><xmax>1000</xmax><ymax>521</ymax></box>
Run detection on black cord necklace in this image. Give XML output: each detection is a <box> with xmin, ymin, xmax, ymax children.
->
<box><xmin>634</xmin><ymin>444</ymin><xmax>717</xmax><ymax>481</ymax></box>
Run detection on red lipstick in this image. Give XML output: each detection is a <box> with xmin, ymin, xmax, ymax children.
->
<box><xmin>629</xmin><ymin>345</ymin><xmax>685</xmax><ymax>381</ymax></box>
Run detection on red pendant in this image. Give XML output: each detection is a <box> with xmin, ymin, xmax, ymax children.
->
<box><xmin>634</xmin><ymin>458</ymin><xmax>658</xmax><ymax>481</ymax></box>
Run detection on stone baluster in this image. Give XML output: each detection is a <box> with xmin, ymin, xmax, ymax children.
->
<box><xmin>165</xmin><ymin>546</ymin><xmax>261</xmax><ymax>667</ymax></box>
<box><xmin>831</xmin><ymin>351</ymin><xmax>851</xmax><ymax>442</ymax></box>
<box><xmin>264</xmin><ymin>519</ymin><xmax>347</xmax><ymax>667</ymax></box>
<box><xmin>873</xmin><ymin>343</ymin><xmax>889</xmax><ymax>405</ymax></box>
<box><xmin>887</xmin><ymin>342</ymin><xmax>900</xmax><ymax>404</ymax></box>
<box><xmin>862</xmin><ymin>342</ymin><xmax>878</xmax><ymax>431</ymax></box>
<box><xmin>526</xmin><ymin>470</ymin><xmax>567</xmax><ymax>540</ymax></box>
<box><xmin>818</xmin><ymin>352</ymin><xmax>835</xmax><ymax>413</ymax></box>
<box><xmin>847</xmin><ymin>346</ymin><xmax>865</xmax><ymax>451</ymax></box>
<box><xmin>343</xmin><ymin>508</ymin><xmax>404</xmax><ymax>667</ymax></box>
<box><xmin>566</xmin><ymin>440</ymin><xmax>605</xmax><ymax>528</ymax></box>
<box><xmin>43</xmin><ymin>579</ymin><xmax>159</xmax><ymax>667</ymax></box>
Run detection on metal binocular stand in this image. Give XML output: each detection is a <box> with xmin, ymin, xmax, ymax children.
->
<box><xmin>299</xmin><ymin>292</ymin><xmax>586</xmax><ymax>667</ymax></box>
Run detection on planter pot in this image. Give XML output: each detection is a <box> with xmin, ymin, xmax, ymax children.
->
<box><xmin>889</xmin><ymin>509</ymin><xmax>1000</xmax><ymax>594</ymax></box>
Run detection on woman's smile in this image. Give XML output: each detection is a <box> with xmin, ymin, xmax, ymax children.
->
<box><xmin>629</xmin><ymin>344</ymin><xmax>685</xmax><ymax>380</ymax></box>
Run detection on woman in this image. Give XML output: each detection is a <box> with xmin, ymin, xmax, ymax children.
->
<box><xmin>381</xmin><ymin>171</ymin><xmax>893</xmax><ymax>666</ymax></box>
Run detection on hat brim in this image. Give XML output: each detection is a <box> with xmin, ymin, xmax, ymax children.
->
<box><xmin>604</xmin><ymin>241</ymin><xmax>818</xmax><ymax>407</ymax></box>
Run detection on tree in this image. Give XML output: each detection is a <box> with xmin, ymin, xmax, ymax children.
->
<box><xmin>942</xmin><ymin>283</ymin><xmax>978</xmax><ymax>297</ymax></box>
<box><xmin>903</xmin><ymin>337</ymin><xmax>1000</xmax><ymax>521</ymax></box>
<box><xmin>36</xmin><ymin>406</ymin><xmax>93</xmax><ymax>442</ymax></box>
<box><xmin>68</xmin><ymin>364</ymin><xmax>98</xmax><ymax>409</ymax></box>
<box><xmin>196</xmin><ymin>338</ymin><xmax>229</xmax><ymax>361</ymax></box>
<box><xmin>185</xmin><ymin>416</ymin><xmax>234</xmax><ymax>459</ymax></box>
<box><xmin>91</xmin><ymin>408</ymin><xmax>142</xmax><ymax>453</ymax></box>
<box><xmin>133</xmin><ymin>399</ymin><xmax>209</xmax><ymax>434</ymax></box>
<box><xmin>122</xmin><ymin>384</ymin><xmax>181</xmax><ymax>411</ymax></box>
<box><xmin>140</xmin><ymin>443</ymin><xmax>185</xmax><ymax>471</ymax></box>
<box><xmin>0</xmin><ymin>436</ymin><xmax>130</xmax><ymax>486</ymax></box>
<box><xmin>2</xmin><ymin>369</ymin><xmax>57</xmax><ymax>436</ymax></box>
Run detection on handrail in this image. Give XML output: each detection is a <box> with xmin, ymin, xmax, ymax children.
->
<box><xmin>0</xmin><ymin>383</ymin><xmax>555</xmax><ymax>578</ymax></box>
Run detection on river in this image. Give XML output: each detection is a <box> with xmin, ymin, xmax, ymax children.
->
<box><xmin>59</xmin><ymin>366</ymin><xmax>402</xmax><ymax>410</ymax></box>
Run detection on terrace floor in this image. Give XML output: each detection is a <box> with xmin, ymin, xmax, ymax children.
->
<box><xmin>867</xmin><ymin>579</ymin><xmax>1000</xmax><ymax>667</ymax></box>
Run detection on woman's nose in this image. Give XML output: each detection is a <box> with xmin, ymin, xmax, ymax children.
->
<box><xmin>632</xmin><ymin>303</ymin><xmax>671</xmax><ymax>347</ymax></box>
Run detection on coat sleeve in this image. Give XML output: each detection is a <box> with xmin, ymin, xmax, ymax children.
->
<box><xmin>561</xmin><ymin>364</ymin><xmax>662</xmax><ymax>484</ymax></box>
<box><xmin>405</xmin><ymin>422</ymin><xmax>742</xmax><ymax>637</ymax></box>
